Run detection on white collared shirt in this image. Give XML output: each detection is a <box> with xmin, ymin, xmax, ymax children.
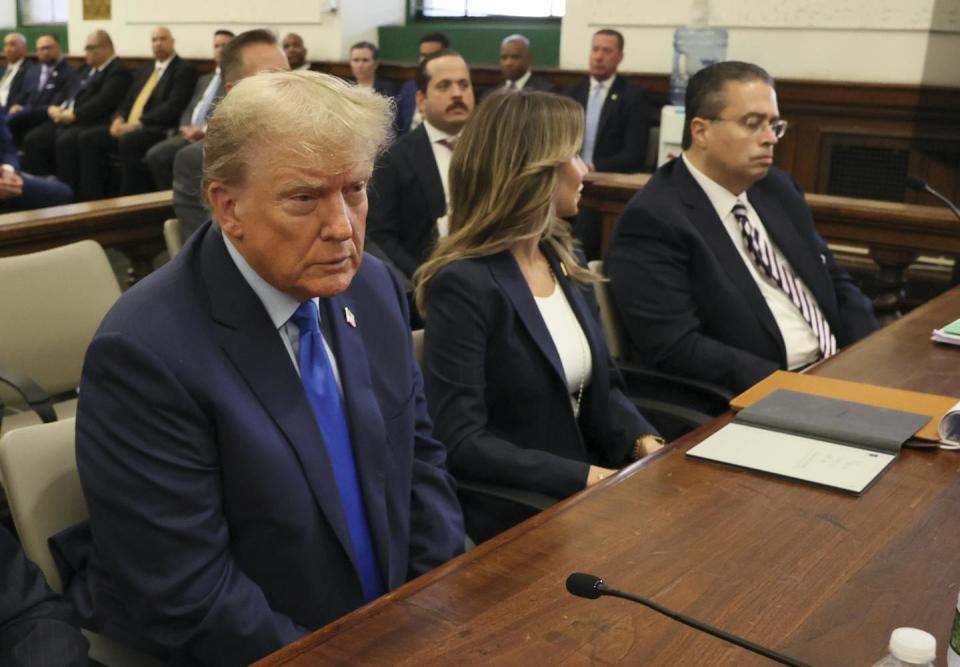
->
<box><xmin>223</xmin><ymin>234</ymin><xmax>343</xmax><ymax>391</ymax></box>
<box><xmin>505</xmin><ymin>69</ymin><xmax>532</xmax><ymax>90</ymax></box>
<box><xmin>682</xmin><ymin>153</ymin><xmax>821</xmax><ymax>369</ymax></box>
<box><xmin>422</xmin><ymin>119</ymin><xmax>459</xmax><ymax>239</ymax></box>
<box><xmin>0</xmin><ymin>58</ymin><xmax>24</xmax><ymax>106</ymax></box>
<box><xmin>589</xmin><ymin>74</ymin><xmax>616</xmax><ymax>106</ymax></box>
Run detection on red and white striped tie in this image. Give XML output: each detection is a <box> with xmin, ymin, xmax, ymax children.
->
<box><xmin>732</xmin><ymin>200</ymin><xmax>837</xmax><ymax>359</ymax></box>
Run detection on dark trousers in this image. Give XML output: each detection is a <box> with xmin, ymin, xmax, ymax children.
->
<box><xmin>76</xmin><ymin>125</ymin><xmax>168</xmax><ymax>201</ymax></box>
<box><xmin>0</xmin><ymin>173</ymin><xmax>73</xmax><ymax>212</ymax></box>
<box><xmin>21</xmin><ymin>120</ymin><xmax>57</xmax><ymax>175</ymax></box>
<box><xmin>6</xmin><ymin>107</ymin><xmax>48</xmax><ymax>146</ymax></box>
<box><xmin>54</xmin><ymin>124</ymin><xmax>88</xmax><ymax>195</ymax></box>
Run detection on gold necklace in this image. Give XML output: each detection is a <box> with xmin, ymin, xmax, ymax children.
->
<box><xmin>548</xmin><ymin>262</ymin><xmax>588</xmax><ymax>418</ymax></box>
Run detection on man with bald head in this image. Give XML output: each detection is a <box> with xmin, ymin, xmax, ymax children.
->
<box><xmin>76</xmin><ymin>26</ymin><xmax>197</xmax><ymax>200</ymax></box>
<box><xmin>57</xmin><ymin>68</ymin><xmax>463</xmax><ymax>665</ymax></box>
<box><xmin>173</xmin><ymin>29</ymin><xmax>289</xmax><ymax>238</ymax></box>
<box><xmin>282</xmin><ymin>32</ymin><xmax>311</xmax><ymax>70</ymax></box>
<box><xmin>0</xmin><ymin>33</ymin><xmax>32</xmax><ymax>111</ymax></box>
<box><xmin>21</xmin><ymin>29</ymin><xmax>132</xmax><ymax>180</ymax></box>
<box><xmin>497</xmin><ymin>34</ymin><xmax>554</xmax><ymax>92</ymax></box>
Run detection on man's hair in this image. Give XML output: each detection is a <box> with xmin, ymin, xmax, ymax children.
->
<box><xmin>220</xmin><ymin>29</ymin><xmax>277</xmax><ymax>84</ymax></box>
<box><xmin>215</xmin><ymin>29</ymin><xmax>236</xmax><ymax>39</ymax></box>
<box><xmin>681</xmin><ymin>61</ymin><xmax>775</xmax><ymax>149</ymax></box>
<box><xmin>91</xmin><ymin>29</ymin><xmax>114</xmax><ymax>49</ymax></box>
<box><xmin>5</xmin><ymin>33</ymin><xmax>27</xmax><ymax>46</ymax></box>
<box><xmin>419</xmin><ymin>32</ymin><xmax>450</xmax><ymax>48</ymax></box>
<box><xmin>203</xmin><ymin>70</ymin><xmax>393</xmax><ymax>205</ymax></box>
<box><xmin>415</xmin><ymin>48</ymin><xmax>463</xmax><ymax>94</ymax></box>
<box><xmin>37</xmin><ymin>33</ymin><xmax>60</xmax><ymax>45</ymax></box>
<box><xmin>414</xmin><ymin>90</ymin><xmax>595</xmax><ymax>316</ymax></box>
<box><xmin>351</xmin><ymin>40</ymin><xmax>378</xmax><ymax>60</ymax></box>
<box><xmin>594</xmin><ymin>29</ymin><xmax>623</xmax><ymax>52</ymax></box>
<box><xmin>500</xmin><ymin>33</ymin><xmax>529</xmax><ymax>48</ymax></box>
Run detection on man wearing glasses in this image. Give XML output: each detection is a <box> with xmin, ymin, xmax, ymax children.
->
<box><xmin>606</xmin><ymin>61</ymin><xmax>878</xmax><ymax>393</ymax></box>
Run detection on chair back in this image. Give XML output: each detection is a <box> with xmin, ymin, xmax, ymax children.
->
<box><xmin>587</xmin><ymin>260</ymin><xmax>627</xmax><ymax>360</ymax></box>
<box><xmin>163</xmin><ymin>218</ymin><xmax>183</xmax><ymax>258</ymax></box>
<box><xmin>0</xmin><ymin>418</ymin><xmax>84</xmax><ymax>593</ymax></box>
<box><xmin>0</xmin><ymin>241</ymin><xmax>121</xmax><ymax>408</ymax></box>
<box><xmin>412</xmin><ymin>329</ymin><xmax>425</xmax><ymax>366</ymax></box>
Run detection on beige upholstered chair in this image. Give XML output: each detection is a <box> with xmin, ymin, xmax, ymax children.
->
<box><xmin>0</xmin><ymin>419</ymin><xmax>164</xmax><ymax>667</ymax></box>
<box><xmin>0</xmin><ymin>241</ymin><xmax>121</xmax><ymax>438</ymax></box>
<box><xmin>163</xmin><ymin>218</ymin><xmax>184</xmax><ymax>258</ymax></box>
<box><xmin>587</xmin><ymin>260</ymin><xmax>626</xmax><ymax>360</ymax></box>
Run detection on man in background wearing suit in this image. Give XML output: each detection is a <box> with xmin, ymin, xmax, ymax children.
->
<box><xmin>564</xmin><ymin>29</ymin><xmax>652</xmax><ymax>259</ymax></box>
<box><xmin>0</xmin><ymin>33</ymin><xmax>32</xmax><ymax>112</ymax></box>
<box><xmin>58</xmin><ymin>69</ymin><xmax>463</xmax><ymax>665</ymax></box>
<box><xmin>367</xmin><ymin>49</ymin><xmax>474</xmax><ymax>280</ymax></box>
<box><xmin>172</xmin><ymin>29</ymin><xmax>289</xmax><ymax>240</ymax></box>
<box><xmin>497</xmin><ymin>34</ymin><xmax>554</xmax><ymax>93</ymax></box>
<box><xmin>0</xmin><ymin>526</ymin><xmax>88</xmax><ymax>666</ymax></box>
<box><xmin>22</xmin><ymin>30</ymin><xmax>132</xmax><ymax>182</ymax></box>
<box><xmin>606</xmin><ymin>62</ymin><xmax>878</xmax><ymax>393</ymax></box>
<box><xmin>393</xmin><ymin>33</ymin><xmax>449</xmax><ymax>135</ymax></box>
<box><xmin>282</xmin><ymin>33</ymin><xmax>311</xmax><ymax>71</ymax></box>
<box><xmin>145</xmin><ymin>29</ymin><xmax>233</xmax><ymax>190</ymax></box>
<box><xmin>0</xmin><ymin>105</ymin><xmax>72</xmax><ymax>210</ymax></box>
<box><xmin>7</xmin><ymin>34</ymin><xmax>77</xmax><ymax>145</ymax></box>
<box><xmin>77</xmin><ymin>26</ymin><xmax>197</xmax><ymax>200</ymax></box>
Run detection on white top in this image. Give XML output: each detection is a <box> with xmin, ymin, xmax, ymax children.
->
<box><xmin>682</xmin><ymin>154</ymin><xmax>820</xmax><ymax>369</ymax></box>
<box><xmin>223</xmin><ymin>234</ymin><xmax>343</xmax><ymax>392</ymax></box>
<box><xmin>534</xmin><ymin>282</ymin><xmax>593</xmax><ymax>395</ymax></box>
<box><xmin>422</xmin><ymin>119</ymin><xmax>459</xmax><ymax>238</ymax></box>
<box><xmin>0</xmin><ymin>58</ymin><xmax>24</xmax><ymax>106</ymax></box>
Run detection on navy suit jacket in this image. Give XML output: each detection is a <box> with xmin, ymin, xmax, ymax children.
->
<box><xmin>367</xmin><ymin>124</ymin><xmax>445</xmax><ymax>278</ymax></box>
<box><xmin>115</xmin><ymin>56</ymin><xmax>197</xmax><ymax>129</ymax></box>
<box><xmin>61</xmin><ymin>224</ymin><xmax>464</xmax><ymax>665</ymax></box>
<box><xmin>0</xmin><ymin>108</ymin><xmax>20</xmax><ymax>168</ymax></box>
<box><xmin>12</xmin><ymin>59</ymin><xmax>77</xmax><ymax>109</ymax></box>
<box><xmin>72</xmin><ymin>58</ymin><xmax>132</xmax><ymax>126</ymax></box>
<box><xmin>394</xmin><ymin>79</ymin><xmax>417</xmax><ymax>135</ymax></box>
<box><xmin>605</xmin><ymin>158</ymin><xmax>879</xmax><ymax>393</ymax></box>
<box><xmin>564</xmin><ymin>75</ymin><xmax>652</xmax><ymax>173</ymax></box>
<box><xmin>423</xmin><ymin>247</ymin><xmax>657</xmax><ymax>503</ymax></box>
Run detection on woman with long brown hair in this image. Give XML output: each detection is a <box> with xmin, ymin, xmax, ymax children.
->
<box><xmin>415</xmin><ymin>90</ymin><xmax>663</xmax><ymax>539</ymax></box>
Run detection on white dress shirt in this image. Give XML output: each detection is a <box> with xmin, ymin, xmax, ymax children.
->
<box><xmin>422</xmin><ymin>119</ymin><xmax>459</xmax><ymax>239</ymax></box>
<box><xmin>0</xmin><ymin>59</ymin><xmax>24</xmax><ymax>106</ymax></box>
<box><xmin>682</xmin><ymin>154</ymin><xmax>821</xmax><ymax>369</ymax></box>
<box><xmin>505</xmin><ymin>69</ymin><xmax>532</xmax><ymax>90</ymax></box>
<box><xmin>223</xmin><ymin>234</ymin><xmax>343</xmax><ymax>391</ymax></box>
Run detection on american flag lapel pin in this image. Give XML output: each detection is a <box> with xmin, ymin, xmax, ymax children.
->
<box><xmin>344</xmin><ymin>306</ymin><xmax>357</xmax><ymax>328</ymax></box>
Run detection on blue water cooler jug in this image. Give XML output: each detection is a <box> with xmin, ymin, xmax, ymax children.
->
<box><xmin>669</xmin><ymin>26</ymin><xmax>728</xmax><ymax>107</ymax></box>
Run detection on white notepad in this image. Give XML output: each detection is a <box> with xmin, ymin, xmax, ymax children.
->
<box><xmin>687</xmin><ymin>423</ymin><xmax>896</xmax><ymax>494</ymax></box>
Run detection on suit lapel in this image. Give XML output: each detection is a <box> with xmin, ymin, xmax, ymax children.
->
<box><xmin>410</xmin><ymin>125</ymin><xmax>446</xmax><ymax>212</ymax></box>
<box><xmin>674</xmin><ymin>159</ymin><xmax>784</xmax><ymax>354</ymax></box>
<box><xmin>489</xmin><ymin>252</ymin><xmax>567</xmax><ymax>388</ymax></box>
<box><xmin>318</xmin><ymin>293</ymin><xmax>392</xmax><ymax>584</ymax></box>
<box><xmin>198</xmin><ymin>229</ymin><xmax>361</xmax><ymax>578</ymax></box>
<box><xmin>596</xmin><ymin>76</ymin><xmax>624</xmax><ymax>141</ymax></box>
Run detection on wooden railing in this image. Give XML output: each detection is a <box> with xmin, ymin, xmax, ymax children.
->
<box><xmin>580</xmin><ymin>171</ymin><xmax>958</xmax><ymax>318</ymax></box>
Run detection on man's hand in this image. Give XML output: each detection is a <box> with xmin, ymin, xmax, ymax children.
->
<box><xmin>0</xmin><ymin>170</ymin><xmax>24</xmax><ymax>199</ymax></box>
<box><xmin>47</xmin><ymin>105</ymin><xmax>62</xmax><ymax>121</ymax></box>
<box><xmin>179</xmin><ymin>126</ymin><xmax>205</xmax><ymax>143</ymax></box>
<box><xmin>110</xmin><ymin>118</ymin><xmax>140</xmax><ymax>138</ymax></box>
<box><xmin>8</xmin><ymin>104</ymin><xmax>22</xmax><ymax>115</ymax></box>
<box><xmin>55</xmin><ymin>109</ymin><xmax>76</xmax><ymax>125</ymax></box>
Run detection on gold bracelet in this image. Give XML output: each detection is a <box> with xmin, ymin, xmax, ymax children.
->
<box><xmin>633</xmin><ymin>434</ymin><xmax>666</xmax><ymax>461</ymax></box>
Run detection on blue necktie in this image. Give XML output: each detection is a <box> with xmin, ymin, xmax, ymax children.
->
<box><xmin>290</xmin><ymin>300</ymin><xmax>384</xmax><ymax>602</ymax></box>
<box><xmin>190</xmin><ymin>72</ymin><xmax>220</xmax><ymax>127</ymax></box>
<box><xmin>581</xmin><ymin>82</ymin><xmax>605</xmax><ymax>165</ymax></box>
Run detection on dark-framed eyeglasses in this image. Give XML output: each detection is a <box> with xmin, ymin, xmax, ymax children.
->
<box><xmin>706</xmin><ymin>116</ymin><xmax>789</xmax><ymax>139</ymax></box>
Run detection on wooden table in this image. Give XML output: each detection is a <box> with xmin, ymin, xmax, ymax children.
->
<box><xmin>579</xmin><ymin>172</ymin><xmax>960</xmax><ymax>318</ymax></box>
<box><xmin>257</xmin><ymin>289</ymin><xmax>960</xmax><ymax>666</ymax></box>
<box><xmin>0</xmin><ymin>191</ymin><xmax>173</xmax><ymax>283</ymax></box>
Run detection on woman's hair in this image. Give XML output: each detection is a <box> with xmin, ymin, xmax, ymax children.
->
<box><xmin>414</xmin><ymin>89</ymin><xmax>594</xmax><ymax>315</ymax></box>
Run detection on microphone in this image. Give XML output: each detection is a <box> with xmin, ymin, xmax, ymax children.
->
<box><xmin>565</xmin><ymin>573</ymin><xmax>811</xmax><ymax>667</ymax></box>
<box><xmin>906</xmin><ymin>175</ymin><xmax>960</xmax><ymax>220</ymax></box>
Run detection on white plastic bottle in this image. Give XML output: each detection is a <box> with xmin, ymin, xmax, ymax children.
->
<box><xmin>871</xmin><ymin>627</ymin><xmax>936</xmax><ymax>667</ymax></box>
<box><xmin>948</xmin><ymin>591</ymin><xmax>960</xmax><ymax>667</ymax></box>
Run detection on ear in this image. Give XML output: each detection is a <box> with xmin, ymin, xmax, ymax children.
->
<box><xmin>207</xmin><ymin>182</ymin><xmax>243</xmax><ymax>240</ymax></box>
<box><xmin>689</xmin><ymin>117</ymin><xmax>711</xmax><ymax>149</ymax></box>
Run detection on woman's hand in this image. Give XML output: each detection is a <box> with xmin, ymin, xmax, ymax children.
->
<box><xmin>586</xmin><ymin>465</ymin><xmax>617</xmax><ymax>487</ymax></box>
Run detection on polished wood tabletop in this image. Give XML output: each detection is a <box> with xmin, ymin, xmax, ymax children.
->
<box><xmin>257</xmin><ymin>290</ymin><xmax>960</xmax><ymax>667</ymax></box>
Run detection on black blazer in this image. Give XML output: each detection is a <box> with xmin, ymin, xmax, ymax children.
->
<box><xmin>13</xmin><ymin>59</ymin><xmax>77</xmax><ymax>109</ymax></box>
<box><xmin>605</xmin><ymin>158</ymin><xmax>879</xmax><ymax>393</ymax></box>
<box><xmin>116</xmin><ymin>55</ymin><xmax>198</xmax><ymax>129</ymax></box>
<box><xmin>367</xmin><ymin>124</ymin><xmax>445</xmax><ymax>278</ymax></box>
<box><xmin>0</xmin><ymin>59</ymin><xmax>34</xmax><ymax>110</ymax></box>
<box><xmin>564</xmin><ymin>75</ymin><xmax>652</xmax><ymax>173</ymax></box>
<box><xmin>423</xmin><ymin>247</ymin><xmax>657</xmax><ymax>504</ymax></box>
<box><xmin>73</xmin><ymin>57</ymin><xmax>133</xmax><ymax>126</ymax></box>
